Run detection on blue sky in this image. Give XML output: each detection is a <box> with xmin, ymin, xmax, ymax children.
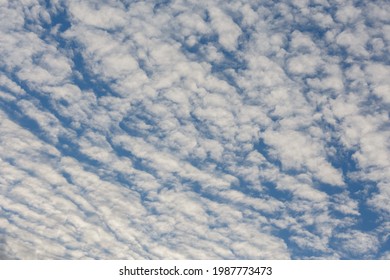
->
<box><xmin>0</xmin><ymin>0</ymin><xmax>389</xmax><ymax>259</ymax></box>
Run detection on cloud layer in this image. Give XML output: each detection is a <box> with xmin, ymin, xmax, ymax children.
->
<box><xmin>0</xmin><ymin>0</ymin><xmax>389</xmax><ymax>259</ymax></box>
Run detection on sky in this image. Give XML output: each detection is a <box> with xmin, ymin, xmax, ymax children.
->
<box><xmin>0</xmin><ymin>0</ymin><xmax>389</xmax><ymax>260</ymax></box>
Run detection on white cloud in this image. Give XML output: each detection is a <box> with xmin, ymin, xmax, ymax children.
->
<box><xmin>263</xmin><ymin>129</ymin><xmax>344</xmax><ymax>186</ymax></box>
<box><xmin>290</xmin><ymin>31</ymin><xmax>318</xmax><ymax>52</ymax></box>
<box><xmin>208</xmin><ymin>6</ymin><xmax>242</xmax><ymax>51</ymax></box>
<box><xmin>287</xmin><ymin>54</ymin><xmax>322</xmax><ymax>75</ymax></box>
<box><xmin>336</xmin><ymin>230</ymin><xmax>380</xmax><ymax>258</ymax></box>
<box><xmin>68</xmin><ymin>1</ymin><xmax>127</xmax><ymax>29</ymax></box>
<box><xmin>335</xmin><ymin>23</ymin><xmax>369</xmax><ymax>57</ymax></box>
<box><xmin>364</xmin><ymin>63</ymin><xmax>390</xmax><ymax>103</ymax></box>
<box><xmin>335</xmin><ymin>4</ymin><xmax>361</xmax><ymax>24</ymax></box>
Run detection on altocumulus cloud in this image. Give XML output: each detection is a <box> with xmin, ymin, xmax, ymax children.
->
<box><xmin>0</xmin><ymin>0</ymin><xmax>389</xmax><ymax>259</ymax></box>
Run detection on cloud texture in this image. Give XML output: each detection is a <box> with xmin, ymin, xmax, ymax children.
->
<box><xmin>0</xmin><ymin>0</ymin><xmax>389</xmax><ymax>259</ymax></box>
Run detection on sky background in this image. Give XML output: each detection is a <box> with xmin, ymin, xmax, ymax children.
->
<box><xmin>0</xmin><ymin>0</ymin><xmax>389</xmax><ymax>259</ymax></box>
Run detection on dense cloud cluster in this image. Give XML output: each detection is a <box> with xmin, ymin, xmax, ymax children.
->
<box><xmin>0</xmin><ymin>0</ymin><xmax>389</xmax><ymax>259</ymax></box>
